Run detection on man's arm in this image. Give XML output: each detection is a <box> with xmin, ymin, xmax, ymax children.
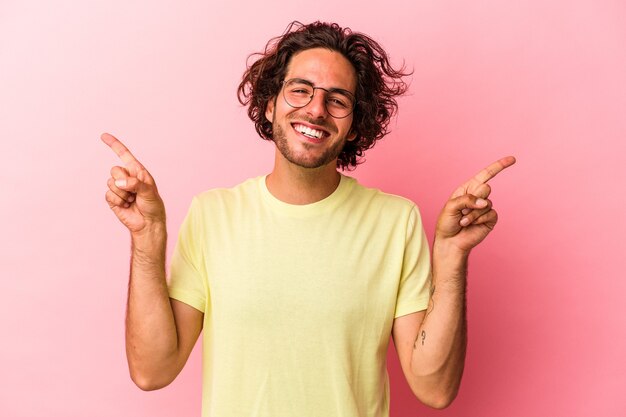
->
<box><xmin>392</xmin><ymin>156</ymin><xmax>516</xmax><ymax>409</ymax></box>
<box><xmin>392</xmin><ymin>243</ymin><xmax>468</xmax><ymax>409</ymax></box>
<box><xmin>126</xmin><ymin>227</ymin><xmax>203</xmax><ymax>390</ymax></box>
<box><xmin>103</xmin><ymin>133</ymin><xmax>203</xmax><ymax>390</ymax></box>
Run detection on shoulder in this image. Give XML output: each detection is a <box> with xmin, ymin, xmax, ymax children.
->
<box><xmin>341</xmin><ymin>175</ymin><xmax>426</xmax><ymax>234</ymax></box>
<box><xmin>346</xmin><ymin>175</ymin><xmax>419</xmax><ymax>216</ymax></box>
<box><xmin>193</xmin><ymin>176</ymin><xmax>263</xmax><ymax>209</ymax></box>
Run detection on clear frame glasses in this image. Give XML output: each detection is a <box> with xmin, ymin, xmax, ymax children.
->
<box><xmin>281</xmin><ymin>78</ymin><xmax>356</xmax><ymax>119</ymax></box>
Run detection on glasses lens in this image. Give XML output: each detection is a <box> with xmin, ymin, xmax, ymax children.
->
<box><xmin>325</xmin><ymin>91</ymin><xmax>354</xmax><ymax>119</ymax></box>
<box><xmin>283</xmin><ymin>80</ymin><xmax>314</xmax><ymax>108</ymax></box>
<box><xmin>282</xmin><ymin>79</ymin><xmax>355</xmax><ymax>119</ymax></box>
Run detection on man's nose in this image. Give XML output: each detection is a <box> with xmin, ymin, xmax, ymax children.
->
<box><xmin>304</xmin><ymin>89</ymin><xmax>328</xmax><ymax>119</ymax></box>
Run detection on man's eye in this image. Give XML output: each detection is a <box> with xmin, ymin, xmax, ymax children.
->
<box><xmin>328</xmin><ymin>97</ymin><xmax>349</xmax><ymax>108</ymax></box>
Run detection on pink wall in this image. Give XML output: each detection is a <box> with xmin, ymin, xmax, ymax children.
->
<box><xmin>1</xmin><ymin>1</ymin><xmax>624</xmax><ymax>416</ymax></box>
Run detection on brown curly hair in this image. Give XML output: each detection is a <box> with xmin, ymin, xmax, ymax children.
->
<box><xmin>237</xmin><ymin>21</ymin><xmax>410</xmax><ymax>170</ymax></box>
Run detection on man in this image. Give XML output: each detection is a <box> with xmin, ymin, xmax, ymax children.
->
<box><xmin>103</xmin><ymin>21</ymin><xmax>514</xmax><ymax>416</ymax></box>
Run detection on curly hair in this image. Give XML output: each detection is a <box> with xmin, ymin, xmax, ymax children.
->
<box><xmin>237</xmin><ymin>21</ymin><xmax>410</xmax><ymax>170</ymax></box>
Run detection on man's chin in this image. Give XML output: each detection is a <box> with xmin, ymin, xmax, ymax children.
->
<box><xmin>278</xmin><ymin>146</ymin><xmax>335</xmax><ymax>169</ymax></box>
<box><xmin>286</xmin><ymin>155</ymin><xmax>334</xmax><ymax>169</ymax></box>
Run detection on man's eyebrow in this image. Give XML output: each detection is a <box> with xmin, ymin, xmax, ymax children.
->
<box><xmin>290</xmin><ymin>78</ymin><xmax>314</xmax><ymax>86</ymax></box>
<box><xmin>289</xmin><ymin>78</ymin><xmax>354</xmax><ymax>95</ymax></box>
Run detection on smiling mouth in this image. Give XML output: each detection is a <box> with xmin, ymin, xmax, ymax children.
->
<box><xmin>291</xmin><ymin>123</ymin><xmax>329</xmax><ymax>140</ymax></box>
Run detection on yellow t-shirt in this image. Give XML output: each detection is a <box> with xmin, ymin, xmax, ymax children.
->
<box><xmin>168</xmin><ymin>174</ymin><xmax>431</xmax><ymax>417</ymax></box>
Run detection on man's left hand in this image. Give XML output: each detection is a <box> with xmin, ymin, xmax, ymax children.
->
<box><xmin>435</xmin><ymin>156</ymin><xmax>516</xmax><ymax>253</ymax></box>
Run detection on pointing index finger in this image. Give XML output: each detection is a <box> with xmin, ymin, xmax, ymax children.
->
<box><xmin>473</xmin><ymin>156</ymin><xmax>516</xmax><ymax>184</ymax></box>
<box><xmin>101</xmin><ymin>133</ymin><xmax>142</xmax><ymax>169</ymax></box>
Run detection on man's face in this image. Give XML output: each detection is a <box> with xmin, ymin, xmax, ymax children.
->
<box><xmin>265</xmin><ymin>48</ymin><xmax>357</xmax><ymax>169</ymax></box>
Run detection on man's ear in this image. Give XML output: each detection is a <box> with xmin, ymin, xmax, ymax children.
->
<box><xmin>265</xmin><ymin>97</ymin><xmax>276</xmax><ymax>122</ymax></box>
<box><xmin>346</xmin><ymin>128</ymin><xmax>357</xmax><ymax>142</ymax></box>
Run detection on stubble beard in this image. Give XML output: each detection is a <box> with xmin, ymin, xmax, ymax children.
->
<box><xmin>272</xmin><ymin>113</ymin><xmax>346</xmax><ymax>169</ymax></box>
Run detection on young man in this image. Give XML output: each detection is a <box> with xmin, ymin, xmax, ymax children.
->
<box><xmin>103</xmin><ymin>21</ymin><xmax>514</xmax><ymax>416</ymax></box>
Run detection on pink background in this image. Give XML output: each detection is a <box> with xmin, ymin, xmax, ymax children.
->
<box><xmin>1</xmin><ymin>1</ymin><xmax>625</xmax><ymax>416</ymax></box>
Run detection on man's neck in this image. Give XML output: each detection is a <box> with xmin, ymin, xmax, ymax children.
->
<box><xmin>266</xmin><ymin>154</ymin><xmax>341</xmax><ymax>205</ymax></box>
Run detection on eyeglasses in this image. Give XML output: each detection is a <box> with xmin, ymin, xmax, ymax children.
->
<box><xmin>281</xmin><ymin>78</ymin><xmax>356</xmax><ymax>119</ymax></box>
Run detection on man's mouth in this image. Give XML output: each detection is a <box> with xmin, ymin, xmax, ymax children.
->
<box><xmin>291</xmin><ymin>123</ymin><xmax>329</xmax><ymax>140</ymax></box>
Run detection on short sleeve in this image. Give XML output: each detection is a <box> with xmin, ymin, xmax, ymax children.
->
<box><xmin>168</xmin><ymin>196</ymin><xmax>209</xmax><ymax>313</ymax></box>
<box><xmin>394</xmin><ymin>205</ymin><xmax>432</xmax><ymax>318</ymax></box>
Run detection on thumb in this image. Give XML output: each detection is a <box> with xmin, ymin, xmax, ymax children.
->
<box><xmin>114</xmin><ymin>173</ymin><xmax>156</xmax><ymax>198</ymax></box>
<box><xmin>445</xmin><ymin>194</ymin><xmax>490</xmax><ymax>214</ymax></box>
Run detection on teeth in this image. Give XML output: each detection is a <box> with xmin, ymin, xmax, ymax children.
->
<box><xmin>294</xmin><ymin>124</ymin><xmax>323</xmax><ymax>139</ymax></box>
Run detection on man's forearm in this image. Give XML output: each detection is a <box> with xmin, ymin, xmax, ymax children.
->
<box><xmin>410</xmin><ymin>240</ymin><xmax>468</xmax><ymax>403</ymax></box>
<box><xmin>125</xmin><ymin>222</ymin><xmax>179</xmax><ymax>389</ymax></box>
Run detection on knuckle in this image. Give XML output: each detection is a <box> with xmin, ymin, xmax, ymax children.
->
<box><xmin>105</xmin><ymin>190</ymin><xmax>117</xmax><ymax>205</ymax></box>
<box><xmin>110</xmin><ymin>165</ymin><xmax>128</xmax><ymax>178</ymax></box>
<box><xmin>107</xmin><ymin>177</ymin><xmax>120</xmax><ymax>192</ymax></box>
<box><xmin>108</xmin><ymin>180</ymin><xmax>125</xmax><ymax>196</ymax></box>
<box><xmin>479</xmin><ymin>183</ymin><xmax>492</xmax><ymax>198</ymax></box>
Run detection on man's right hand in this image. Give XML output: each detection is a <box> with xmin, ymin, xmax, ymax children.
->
<box><xmin>103</xmin><ymin>133</ymin><xmax>199</xmax><ymax>391</ymax></box>
<box><xmin>102</xmin><ymin>133</ymin><xmax>166</xmax><ymax>234</ymax></box>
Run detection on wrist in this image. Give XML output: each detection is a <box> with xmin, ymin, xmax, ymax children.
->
<box><xmin>131</xmin><ymin>222</ymin><xmax>167</xmax><ymax>258</ymax></box>
<box><xmin>433</xmin><ymin>237</ymin><xmax>470</xmax><ymax>262</ymax></box>
<box><xmin>132</xmin><ymin>220</ymin><xmax>166</xmax><ymax>238</ymax></box>
<box><xmin>432</xmin><ymin>238</ymin><xmax>469</xmax><ymax>289</ymax></box>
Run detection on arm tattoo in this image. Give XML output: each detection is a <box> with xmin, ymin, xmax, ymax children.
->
<box><xmin>414</xmin><ymin>285</ymin><xmax>436</xmax><ymax>349</ymax></box>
